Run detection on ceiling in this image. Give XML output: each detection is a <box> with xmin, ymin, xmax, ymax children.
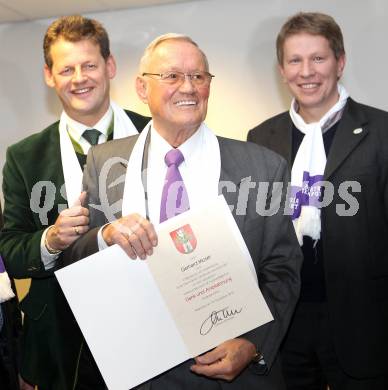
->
<box><xmin>0</xmin><ymin>0</ymin><xmax>195</xmax><ymax>23</ymax></box>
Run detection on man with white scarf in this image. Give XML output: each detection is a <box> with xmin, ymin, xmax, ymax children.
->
<box><xmin>64</xmin><ymin>33</ymin><xmax>302</xmax><ymax>389</ymax></box>
<box><xmin>0</xmin><ymin>15</ymin><xmax>149</xmax><ymax>390</ymax></box>
<box><xmin>248</xmin><ymin>12</ymin><xmax>388</xmax><ymax>390</ymax></box>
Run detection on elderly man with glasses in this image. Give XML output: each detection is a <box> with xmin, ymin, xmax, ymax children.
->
<box><xmin>63</xmin><ymin>33</ymin><xmax>302</xmax><ymax>389</ymax></box>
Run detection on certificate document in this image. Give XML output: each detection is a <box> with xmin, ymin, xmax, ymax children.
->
<box><xmin>55</xmin><ymin>195</ymin><xmax>273</xmax><ymax>390</ymax></box>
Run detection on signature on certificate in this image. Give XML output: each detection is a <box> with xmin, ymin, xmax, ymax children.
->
<box><xmin>200</xmin><ymin>307</ymin><xmax>242</xmax><ymax>335</ymax></box>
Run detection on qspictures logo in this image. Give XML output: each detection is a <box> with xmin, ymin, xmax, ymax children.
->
<box><xmin>170</xmin><ymin>224</ymin><xmax>197</xmax><ymax>254</ymax></box>
<box><xmin>28</xmin><ymin>158</ymin><xmax>362</xmax><ymax>224</ymax></box>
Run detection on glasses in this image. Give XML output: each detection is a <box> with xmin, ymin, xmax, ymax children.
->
<box><xmin>142</xmin><ymin>71</ymin><xmax>215</xmax><ymax>86</ymax></box>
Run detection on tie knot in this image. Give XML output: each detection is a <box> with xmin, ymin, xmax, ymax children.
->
<box><xmin>83</xmin><ymin>129</ymin><xmax>101</xmax><ymax>146</ymax></box>
<box><xmin>165</xmin><ymin>149</ymin><xmax>184</xmax><ymax>167</ymax></box>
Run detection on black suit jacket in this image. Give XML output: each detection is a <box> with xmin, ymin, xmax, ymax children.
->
<box><xmin>247</xmin><ymin>98</ymin><xmax>388</xmax><ymax>378</ymax></box>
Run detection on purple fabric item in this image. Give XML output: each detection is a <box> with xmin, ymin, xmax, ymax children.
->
<box><xmin>0</xmin><ymin>255</ymin><xmax>5</xmax><ymax>273</ymax></box>
<box><xmin>289</xmin><ymin>171</ymin><xmax>324</xmax><ymax>219</ymax></box>
<box><xmin>160</xmin><ymin>149</ymin><xmax>190</xmax><ymax>222</ymax></box>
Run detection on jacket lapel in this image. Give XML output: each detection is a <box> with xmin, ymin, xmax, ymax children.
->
<box><xmin>218</xmin><ymin>138</ymin><xmax>248</xmax><ymax>231</ymax></box>
<box><xmin>324</xmin><ymin>98</ymin><xmax>369</xmax><ymax>179</ymax></box>
<box><xmin>268</xmin><ymin>114</ymin><xmax>293</xmax><ymax>166</ymax></box>
<box><xmin>104</xmin><ymin>137</ymin><xmax>139</xmax><ymax>219</ymax></box>
<box><xmin>47</xmin><ymin>124</ymin><xmax>66</xmax><ymax>225</ymax></box>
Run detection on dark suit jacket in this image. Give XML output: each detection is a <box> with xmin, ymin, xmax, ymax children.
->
<box><xmin>0</xmin><ymin>110</ymin><xmax>150</xmax><ymax>389</ymax></box>
<box><xmin>63</xmin><ymin>134</ymin><xmax>302</xmax><ymax>389</ymax></box>
<box><xmin>247</xmin><ymin>98</ymin><xmax>388</xmax><ymax>378</ymax></box>
<box><xmin>0</xmin><ymin>202</ymin><xmax>22</xmax><ymax>390</ymax></box>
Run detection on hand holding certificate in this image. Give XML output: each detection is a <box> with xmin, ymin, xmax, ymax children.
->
<box><xmin>56</xmin><ymin>196</ymin><xmax>273</xmax><ymax>390</ymax></box>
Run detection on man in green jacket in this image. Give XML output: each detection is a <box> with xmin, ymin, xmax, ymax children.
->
<box><xmin>0</xmin><ymin>15</ymin><xmax>149</xmax><ymax>389</ymax></box>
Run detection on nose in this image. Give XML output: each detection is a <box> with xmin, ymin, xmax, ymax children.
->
<box><xmin>300</xmin><ymin>60</ymin><xmax>315</xmax><ymax>78</ymax></box>
<box><xmin>72</xmin><ymin>66</ymin><xmax>87</xmax><ymax>83</ymax></box>
<box><xmin>178</xmin><ymin>75</ymin><xmax>195</xmax><ymax>93</ymax></box>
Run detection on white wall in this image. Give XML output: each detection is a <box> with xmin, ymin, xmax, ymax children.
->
<box><xmin>1</xmin><ymin>0</ymin><xmax>387</xmax><ymax>201</ymax></box>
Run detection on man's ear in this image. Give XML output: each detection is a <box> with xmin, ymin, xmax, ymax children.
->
<box><xmin>136</xmin><ymin>76</ymin><xmax>148</xmax><ymax>103</ymax></box>
<box><xmin>43</xmin><ymin>64</ymin><xmax>55</xmax><ymax>88</ymax></box>
<box><xmin>336</xmin><ymin>54</ymin><xmax>346</xmax><ymax>80</ymax></box>
<box><xmin>278</xmin><ymin>63</ymin><xmax>287</xmax><ymax>83</ymax></box>
<box><xmin>106</xmin><ymin>54</ymin><xmax>117</xmax><ymax>79</ymax></box>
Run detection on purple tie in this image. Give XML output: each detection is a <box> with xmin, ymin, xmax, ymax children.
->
<box><xmin>0</xmin><ymin>255</ymin><xmax>5</xmax><ymax>273</ymax></box>
<box><xmin>160</xmin><ymin>149</ymin><xmax>190</xmax><ymax>222</ymax></box>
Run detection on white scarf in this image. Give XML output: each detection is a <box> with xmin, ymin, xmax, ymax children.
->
<box><xmin>122</xmin><ymin>122</ymin><xmax>221</xmax><ymax>224</ymax></box>
<box><xmin>289</xmin><ymin>84</ymin><xmax>349</xmax><ymax>245</ymax></box>
<box><xmin>60</xmin><ymin>101</ymin><xmax>140</xmax><ymax>206</ymax></box>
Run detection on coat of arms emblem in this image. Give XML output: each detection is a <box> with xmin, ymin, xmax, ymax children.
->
<box><xmin>170</xmin><ymin>224</ymin><xmax>197</xmax><ymax>254</ymax></box>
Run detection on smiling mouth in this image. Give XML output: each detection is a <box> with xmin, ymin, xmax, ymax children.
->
<box><xmin>72</xmin><ymin>87</ymin><xmax>93</xmax><ymax>95</ymax></box>
<box><xmin>175</xmin><ymin>100</ymin><xmax>197</xmax><ymax>107</ymax></box>
<box><xmin>300</xmin><ymin>83</ymin><xmax>319</xmax><ymax>89</ymax></box>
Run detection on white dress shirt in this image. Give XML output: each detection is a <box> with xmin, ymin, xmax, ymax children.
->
<box><xmin>66</xmin><ymin>107</ymin><xmax>113</xmax><ymax>154</ymax></box>
<box><xmin>98</xmin><ymin>123</ymin><xmax>221</xmax><ymax>250</ymax></box>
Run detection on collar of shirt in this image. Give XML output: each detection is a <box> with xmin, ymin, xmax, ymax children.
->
<box><xmin>146</xmin><ymin>124</ymin><xmax>204</xmax><ymax>223</ymax></box>
<box><xmin>148</xmin><ymin>124</ymin><xmax>202</xmax><ymax>168</ymax></box>
<box><xmin>291</xmin><ymin>95</ymin><xmax>346</xmax><ymax>134</ymax></box>
<box><xmin>64</xmin><ymin>106</ymin><xmax>113</xmax><ymax>154</ymax></box>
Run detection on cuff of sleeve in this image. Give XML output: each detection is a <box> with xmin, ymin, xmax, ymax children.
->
<box><xmin>40</xmin><ymin>227</ymin><xmax>60</xmax><ymax>270</ymax></box>
<box><xmin>97</xmin><ymin>224</ymin><xmax>110</xmax><ymax>251</ymax></box>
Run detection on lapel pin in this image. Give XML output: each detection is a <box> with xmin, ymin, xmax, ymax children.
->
<box><xmin>353</xmin><ymin>128</ymin><xmax>363</xmax><ymax>135</ymax></box>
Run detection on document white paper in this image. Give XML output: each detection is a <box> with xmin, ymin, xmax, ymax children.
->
<box><xmin>56</xmin><ymin>196</ymin><xmax>273</xmax><ymax>390</ymax></box>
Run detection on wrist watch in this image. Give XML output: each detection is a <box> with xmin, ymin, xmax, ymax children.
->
<box><xmin>252</xmin><ymin>351</ymin><xmax>264</xmax><ymax>364</ymax></box>
<box><xmin>250</xmin><ymin>350</ymin><xmax>267</xmax><ymax>374</ymax></box>
<box><xmin>45</xmin><ymin>227</ymin><xmax>62</xmax><ymax>255</ymax></box>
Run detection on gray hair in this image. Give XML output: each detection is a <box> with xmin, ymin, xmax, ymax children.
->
<box><xmin>139</xmin><ymin>33</ymin><xmax>209</xmax><ymax>73</ymax></box>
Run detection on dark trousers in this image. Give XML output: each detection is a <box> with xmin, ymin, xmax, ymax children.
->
<box><xmin>148</xmin><ymin>355</ymin><xmax>286</xmax><ymax>390</ymax></box>
<box><xmin>74</xmin><ymin>343</ymin><xmax>107</xmax><ymax>390</ymax></box>
<box><xmin>0</xmin><ymin>300</ymin><xmax>22</xmax><ymax>390</ymax></box>
<box><xmin>38</xmin><ymin>343</ymin><xmax>106</xmax><ymax>390</ymax></box>
<box><xmin>281</xmin><ymin>302</ymin><xmax>387</xmax><ymax>390</ymax></box>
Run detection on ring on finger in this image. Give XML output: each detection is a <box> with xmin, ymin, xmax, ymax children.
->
<box><xmin>74</xmin><ymin>226</ymin><xmax>80</xmax><ymax>235</ymax></box>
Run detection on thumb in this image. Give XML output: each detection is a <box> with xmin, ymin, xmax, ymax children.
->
<box><xmin>72</xmin><ymin>191</ymin><xmax>87</xmax><ymax>207</ymax></box>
